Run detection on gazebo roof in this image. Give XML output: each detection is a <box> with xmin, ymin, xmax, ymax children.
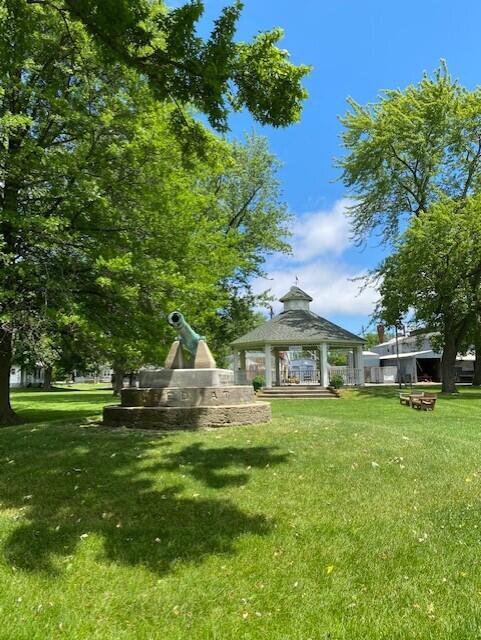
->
<box><xmin>231</xmin><ymin>309</ymin><xmax>364</xmax><ymax>348</ymax></box>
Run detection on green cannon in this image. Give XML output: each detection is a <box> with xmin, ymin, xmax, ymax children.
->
<box><xmin>167</xmin><ymin>311</ymin><xmax>205</xmax><ymax>356</ymax></box>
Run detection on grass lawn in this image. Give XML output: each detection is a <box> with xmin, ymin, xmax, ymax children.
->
<box><xmin>2</xmin><ymin>385</ymin><xmax>481</xmax><ymax>638</ymax></box>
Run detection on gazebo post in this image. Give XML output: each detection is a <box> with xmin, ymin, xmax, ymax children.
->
<box><xmin>264</xmin><ymin>344</ymin><xmax>273</xmax><ymax>388</ymax></box>
<box><xmin>232</xmin><ymin>351</ymin><xmax>239</xmax><ymax>384</ymax></box>
<box><xmin>274</xmin><ymin>349</ymin><xmax>281</xmax><ymax>386</ymax></box>
<box><xmin>354</xmin><ymin>345</ymin><xmax>365</xmax><ymax>386</ymax></box>
<box><xmin>239</xmin><ymin>350</ymin><xmax>247</xmax><ymax>384</ymax></box>
<box><xmin>320</xmin><ymin>343</ymin><xmax>329</xmax><ymax>387</ymax></box>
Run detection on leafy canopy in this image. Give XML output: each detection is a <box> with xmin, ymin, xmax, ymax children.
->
<box><xmin>38</xmin><ymin>0</ymin><xmax>313</xmax><ymax>132</ymax></box>
<box><xmin>339</xmin><ymin>64</ymin><xmax>481</xmax><ymax>242</ymax></box>
<box><xmin>377</xmin><ymin>197</ymin><xmax>481</xmax><ymax>341</ymax></box>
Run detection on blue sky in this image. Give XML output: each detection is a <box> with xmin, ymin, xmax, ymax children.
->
<box><xmin>192</xmin><ymin>0</ymin><xmax>481</xmax><ymax>334</ymax></box>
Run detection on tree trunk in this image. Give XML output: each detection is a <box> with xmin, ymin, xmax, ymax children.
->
<box><xmin>441</xmin><ymin>333</ymin><xmax>458</xmax><ymax>394</ymax></box>
<box><xmin>113</xmin><ymin>367</ymin><xmax>125</xmax><ymax>396</ymax></box>
<box><xmin>43</xmin><ymin>365</ymin><xmax>53</xmax><ymax>391</ymax></box>
<box><xmin>473</xmin><ymin>331</ymin><xmax>481</xmax><ymax>386</ymax></box>
<box><xmin>0</xmin><ymin>329</ymin><xmax>21</xmax><ymax>425</ymax></box>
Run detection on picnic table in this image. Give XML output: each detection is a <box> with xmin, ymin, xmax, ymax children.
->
<box><xmin>399</xmin><ymin>391</ymin><xmax>437</xmax><ymax>411</ymax></box>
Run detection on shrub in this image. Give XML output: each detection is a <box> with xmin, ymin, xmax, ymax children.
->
<box><xmin>329</xmin><ymin>373</ymin><xmax>344</xmax><ymax>389</ymax></box>
<box><xmin>252</xmin><ymin>375</ymin><xmax>265</xmax><ymax>392</ymax></box>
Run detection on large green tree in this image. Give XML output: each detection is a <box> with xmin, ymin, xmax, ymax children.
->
<box><xmin>0</xmin><ymin>1</ymin><xmax>299</xmax><ymax>423</ymax></box>
<box><xmin>0</xmin><ymin>3</ymin><xmax>220</xmax><ymax>422</ymax></box>
<box><xmin>0</xmin><ymin>4</ymin><xmax>116</xmax><ymax>422</ymax></box>
<box><xmin>339</xmin><ymin>64</ymin><xmax>481</xmax><ymax>385</ymax></box>
<box><xmin>81</xmin><ymin>128</ymin><xmax>291</xmax><ymax>389</ymax></box>
<box><xmin>377</xmin><ymin>197</ymin><xmax>481</xmax><ymax>393</ymax></box>
<box><xmin>1</xmin><ymin>2</ymin><xmax>295</xmax><ymax>420</ymax></box>
<box><xmin>200</xmin><ymin>133</ymin><xmax>291</xmax><ymax>362</ymax></box>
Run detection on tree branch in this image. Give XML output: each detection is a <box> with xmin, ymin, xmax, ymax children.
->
<box><xmin>227</xmin><ymin>185</ymin><xmax>262</xmax><ymax>231</ymax></box>
<box><xmin>461</xmin><ymin>139</ymin><xmax>481</xmax><ymax>198</ymax></box>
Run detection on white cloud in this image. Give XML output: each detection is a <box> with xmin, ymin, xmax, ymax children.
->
<box><xmin>291</xmin><ymin>198</ymin><xmax>353</xmax><ymax>261</ymax></box>
<box><xmin>255</xmin><ymin>262</ymin><xmax>379</xmax><ymax>317</ymax></box>
<box><xmin>252</xmin><ymin>199</ymin><xmax>379</xmax><ymax>318</ymax></box>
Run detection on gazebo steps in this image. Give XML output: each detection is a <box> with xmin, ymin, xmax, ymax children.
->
<box><xmin>258</xmin><ymin>386</ymin><xmax>338</xmax><ymax>399</ymax></box>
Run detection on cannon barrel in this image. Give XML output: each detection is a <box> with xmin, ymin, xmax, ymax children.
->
<box><xmin>167</xmin><ymin>311</ymin><xmax>205</xmax><ymax>356</ymax></box>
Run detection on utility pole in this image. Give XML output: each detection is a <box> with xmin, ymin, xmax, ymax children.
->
<box><xmin>395</xmin><ymin>323</ymin><xmax>402</xmax><ymax>389</ymax></box>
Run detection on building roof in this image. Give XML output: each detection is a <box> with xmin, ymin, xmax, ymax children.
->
<box><xmin>231</xmin><ymin>309</ymin><xmax>364</xmax><ymax>348</ymax></box>
<box><xmin>379</xmin><ymin>350</ymin><xmax>475</xmax><ymax>362</ymax></box>
<box><xmin>279</xmin><ymin>286</ymin><xmax>313</xmax><ymax>303</ymax></box>
<box><xmin>379</xmin><ymin>350</ymin><xmax>436</xmax><ymax>360</ymax></box>
<box><xmin>373</xmin><ymin>331</ymin><xmax>437</xmax><ymax>349</ymax></box>
<box><xmin>374</xmin><ymin>337</ymin><xmax>397</xmax><ymax>348</ymax></box>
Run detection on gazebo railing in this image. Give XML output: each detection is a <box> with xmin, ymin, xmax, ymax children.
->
<box><xmin>285</xmin><ymin>366</ymin><xmax>320</xmax><ymax>385</ymax></box>
<box><xmin>329</xmin><ymin>366</ymin><xmax>362</xmax><ymax>386</ymax></box>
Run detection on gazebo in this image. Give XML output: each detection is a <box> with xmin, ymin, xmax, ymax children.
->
<box><xmin>231</xmin><ymin>286</ymin><xmax>365</xmax><ymax>388</ymax></box>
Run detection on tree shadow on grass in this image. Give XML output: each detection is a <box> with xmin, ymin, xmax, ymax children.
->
<box><xmin>0</xmin><ymin>424</ymin><xmax>282</xmax><ymax>575</ymax></box>
<box><xmin>159</xmin><ymin>442</ymin><xmax>289</xmax><ymax>488</ymax></box>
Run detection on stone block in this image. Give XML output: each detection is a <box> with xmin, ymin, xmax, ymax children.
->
<box><xmin>121</xmin><ymin>385</ymin><xmax>255</xmax><ymax>408</ymax></box>
<box><xmin>193</xmin><ymin>340</ymin><xmax>217</xmax><ymax>368</ymax></box>
<box><xmin>138</xmin><ymin>367</ymin><xmax>234</xmax><ymax>389</ymax></box>
<box><xmin>164</xmin><ymin>341</ymin><xmax>184</xmax><ymax>369</ymax></box>
<box><xmin>103</xmin><ymin>402</ymin><xmax>272</xmax><ymax>430</ymax></box>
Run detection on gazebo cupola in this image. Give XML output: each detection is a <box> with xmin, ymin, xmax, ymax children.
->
<box><xmin>279</xmin><ymin>286</ymin><xmax>313</xmax><ymax>312</ymax></box>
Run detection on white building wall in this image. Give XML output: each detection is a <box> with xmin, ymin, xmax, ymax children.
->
<box><xmin>10</xmin><ymin>365</ymin><xmax>44</xmax><ymax>388</ymax></box>
<box><xmin>10</xmin><ymin>366</ymin><xmax>22</xmax><ymax>388</ymax></box>
<box><xmin>74</xmin><ymin>368</ymin><xmax>113</xmax><ymax>383</ymax></box>
<box><xmin>371</xmin><ymin>333</ymin><xmax>440</xmax><ymax>358</ymax></box>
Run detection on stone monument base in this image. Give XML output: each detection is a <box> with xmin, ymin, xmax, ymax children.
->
<box><xmin>103</xmin><ymin>401</ymin><xmax>271</xmax><ymax>430</ymax></box>
<box><xmin>102</xmin><ymin>373</ymin><xmax>272</xmax><ymax>430</ymax></box>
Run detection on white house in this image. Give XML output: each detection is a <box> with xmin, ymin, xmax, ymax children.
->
<box><xmin>10</xmin><ymin>363</ymin><xmax>113</xmax><ymax>388</ymax></box>
<box><xmin>73</xmin><ymin>367</ymin><xmax>113</xmax><ymax>383</ymax></box>
<box><xmin>10</xmin><ymin>364</ymin><xmax>45</xmax><ymax>388</ymax></box>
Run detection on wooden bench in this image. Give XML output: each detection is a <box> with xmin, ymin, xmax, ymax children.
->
<box><xmin>399</xmin><ymin>392</ymin><xmax>423</xmax><ymax>407</ymax></box>
<box><xmin>411</xmin><ymin>392</ymin><xmax>437</xmax><ymax>411</ymax></box>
